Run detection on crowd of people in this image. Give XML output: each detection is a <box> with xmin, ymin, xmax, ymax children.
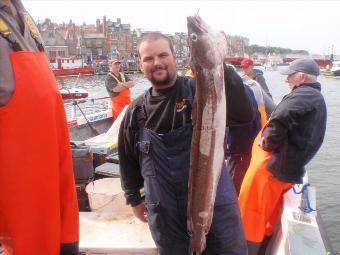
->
<box><xmin>0</xmin><ymin>1</ymin><xmax>327</xmax><ymax>254</ymax></box>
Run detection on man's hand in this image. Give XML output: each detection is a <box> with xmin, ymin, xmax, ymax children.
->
<box><xmin>132</xmin><ymin>202</ymin><xmax>148</xmax><ymax>223</ymax></box>
<box><xmin>123</xmin><ymin>81</ymin><xmax>134</xmax><ymax>88</ymax></box>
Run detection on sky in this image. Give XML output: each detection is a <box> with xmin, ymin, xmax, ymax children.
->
<box><xmin>22</xmin><ymin>0</ymin><xmax>340</xmax><ymax>55</ymax></box>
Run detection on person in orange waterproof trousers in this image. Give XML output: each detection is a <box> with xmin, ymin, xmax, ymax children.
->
<box><xmin>238</xmin><ymin>133</ymin><xmax>292</xmax><ymax>254</ymax></box>
<box><xmin>239</xmin><ymin>58</ymin><xmax>327</xmax><ymax>255</ymax></box>
<box><xmin>105</xmin><ymin>59</ymin><xmax>134</xmax><ymax>119</ymax></box>
<box><xmin>0</xmin><ymin>1</ymin><xmax>79</xmax><ymax>254</ymax></box>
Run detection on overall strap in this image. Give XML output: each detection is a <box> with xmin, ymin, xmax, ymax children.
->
<box><xmin>119</xmin><ymin>72</ymin><xmax>126</xmax><ymax>82</ymax></box>
<box><xmin>187</xmin><ymin>78</ymin><xmax>194</xmax><ymax>106</ymax></box>
<box><xmin>133</xmin><ymin>92</ymin><xmax>148</xmax><ymax>130</ymax></box>
<box><xmin>0</xmin><ymin>16</ymin><xmax>22</xmax><ymax>51</ymax></box>
<box><xmin>108</xmin><ymin>72</ymin><xmax>126</xmax><ymax>83</ymax></box>
<box><xmin>24</xmin><ymin>14</ymin><xmax>44</xmax><ymax>52</ymax></box>
<box><xmin>0</xmin><ymin>13</ymin><xmax>44</xmax><ymax>52</ymax></box>
<box><xmin>129</xmin><ymin>91</ymin><xmax>148</xmax><ymax>147</ymax></box>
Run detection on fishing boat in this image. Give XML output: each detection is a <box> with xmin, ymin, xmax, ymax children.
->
<box><xmin>51</xmin><ymin>57</ymin><xmax>94</xmax><ymax>77</ymax></box>
<box><xmin>331</xmin><ymin>61</ymin><xmax>340</xmax><ymax>76</ymax></box>
<box><xmin>60</xmin><ymin>87</ymin><xmax>89</xmax><ymax>100</ymax></box>
<box><xmin>67</xmin><ymin>108</ymin><xmax>334</xmax><ymax>254</ymax></box>
<box><xmin>57</xmin><ymin>80</ymin><xmax>335</xmax><ymax>254</ymax></box>
<box><xmin>264</xmin><ymin>61</ymin><xmax>278</xmax><ymax>71</ymax></box>
<box><xmin>62</xmin><ymin>91</ymin><xmax>113</xmax><ymax>137</ymax></box>
<box><xmin>283</xmin><ymin>58</ymin><xmax>333</xmax><ymax>70</ymax></box>
<box><xmin>225</xmin><ymin>57</ymin><xmax>246</xmax><ymax>67</ymax></box>
<box><xmin>0</xmin><ymin>97</ymin><xmax>334</xmax><ymax>255</ymax></box>
<box><xmin>321</xmin><ymin>60</ymin><xmax>340</xmax><ymax>77</ymax></box>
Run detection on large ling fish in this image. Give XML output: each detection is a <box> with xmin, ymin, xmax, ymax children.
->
<box><xmin>186</xmin><ymin>15</ymin><xmax>228</xmax><ymax>254</ymax></box>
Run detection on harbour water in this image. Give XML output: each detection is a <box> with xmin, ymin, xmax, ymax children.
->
<box><xmin>57</xmin><ymin>67</ymin><xmax>340</xmax><ymax>251</ymax></box>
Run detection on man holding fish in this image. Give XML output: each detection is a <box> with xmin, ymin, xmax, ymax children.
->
<box><xmin>118</xmin><ymin>16</ymin><xmax>255</xmax><ymax>254</ymax></box>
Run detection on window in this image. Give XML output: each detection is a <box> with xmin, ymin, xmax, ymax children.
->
<box><xmin>58</xmin><ymin>51</ymin><xmax>65</xmax><ymax>57</ymax></box>
<box><xmin>49</xmin><ymin>51</ymin><xmax>57</xmax><ymax>58</ymax></box>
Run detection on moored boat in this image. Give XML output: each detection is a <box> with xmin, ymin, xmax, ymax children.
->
<box><xmin>60</xmin><ymin>87</ymin><xmax>89</xmax><ymax>100</ymax></box>
<box><xmin>331</xmin><ymin>61</ymin><xmax>340</xmax><ymax>76</ymax></box>
<box><xmin>264</xmin><ymin>61</ymin><xmax>278</xmax><ymax>71</ymax></box>
<box><xmin>51</xmin><ymin>57</ymin><xmax>94</xmax><ymax>76</ymax></box>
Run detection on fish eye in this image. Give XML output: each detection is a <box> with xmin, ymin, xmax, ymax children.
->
<box><xmin>190</xmin><ymin>33</ymin><xmax>198</xmax><ymax>42</ymax></box>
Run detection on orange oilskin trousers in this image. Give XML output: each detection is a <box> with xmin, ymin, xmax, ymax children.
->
<box><xmin>111</xmin><ymin>88</ymin><xmax>131</xmax><ymax>119</ymax></box>
<box><xmin>258</xmin><ymin>105</ymin><xmax>268</xmax><ymax>128</ymax></box>
<box><xmin>238</xmin><ymin>132</ymin><xmax>291</xmax><ymax>244</ymax></box>
<box><xmin>0</xmin><ymin>52</ymin><xmax>79</xmax><ymax>255</ymax></box>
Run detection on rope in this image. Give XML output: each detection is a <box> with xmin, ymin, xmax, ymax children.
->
<box><xmin>293</xmin><ymin>183</ymin><xmax>316</xmax><ymax>214</ymax></box>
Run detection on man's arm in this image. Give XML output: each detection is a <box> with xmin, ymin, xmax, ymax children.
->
<box><xmin>118</xmin><ymin>105</ymin><xmax>144</xmax><ymax>206</ymax></box>
<box><xmin>260</xmin><ymin>119</ymin><xmax>287</xmax><ymax>152</ymax></box>
<box><xmin>105</xmin><ymin>75</ymin><xmax>117</xmax><ymax>96</ymax></box>
<box><xmin>224</xmin><ymin>64</ymin><xmax>256</xmax><ymax>126</ymax></box>
<box><xmin>262</xmin><ymin>89</ymin><xmax>276</xmax><ymax>118</ymax></box>
<box><xmin>256</xmin><ymin>74</ymin><xmax>272</xmax><ymax>99</ymax></box>
<box><xmin>112</xmin><ymin>81</ymin><xmax>134</xmax><ymax>92</ymax></box>
<box><xmin>260</xmin><ymin>94</ymin><xmax>303</xmax><ymax>152</ymax></box>
<box><xmin>112</xmin><ymin>73</ymin><xmax>134</xmax><ymax>92</ymax></box>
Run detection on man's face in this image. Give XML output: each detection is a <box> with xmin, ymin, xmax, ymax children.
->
<box><xmin>286</xmin><ymin>72</ymin><xmax>304</xmax><ymax>91</ymax></box>
<box><xmin>111</xmin><ymin>62</ymin><xmax>121</xmax><ymax>73</ymax></box>
<box><xmin>243</xmin><ymin>66</ymin><xmax>253</xmax><ymax>78</ymax></box>
<box><xmin>138</xmin><ymin>38</ymin><xmax>177</xmax><ymax>88</ymax></box>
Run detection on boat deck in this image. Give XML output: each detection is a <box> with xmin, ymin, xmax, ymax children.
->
<box><xmin>79</xmin><ymin>212</ymin><xmax>157</xmax><ymax>255</ymax></box>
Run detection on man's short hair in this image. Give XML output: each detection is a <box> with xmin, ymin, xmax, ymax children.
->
<box><xmin>137</xmin><ymin>32</ymin><xmax>175</xmax><ymax>57</ymax></box>
<box><xmin>305</xmin><ymin>73</ymin><xmax>318</xmax><ymax>82</ymax></box>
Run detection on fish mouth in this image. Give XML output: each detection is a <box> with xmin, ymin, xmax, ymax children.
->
<box><xmin>187</xmin><ymin>15</ymin><xmax>208</xmax><ymax>34</ymax></box>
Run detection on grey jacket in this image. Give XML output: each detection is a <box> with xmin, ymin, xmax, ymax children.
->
<box><xmin>253</xmin><ymin>68</ymin><xmax>273</xmax><ymax>99</ymax></box>
<box><xmin>261</xmin><ymin>82</ymin><xmax>327</xmax><ymax>183</ymax></box>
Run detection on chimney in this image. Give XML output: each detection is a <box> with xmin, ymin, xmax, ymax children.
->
<box><xmin>103</xmin><ymin>16</ymin><xmax>107</xmax><ymax>35</ymax></box>
<box><xmin>96</xmin><ymin>18</ymin><xmax>100</xmax><ymax>32</ymax></box>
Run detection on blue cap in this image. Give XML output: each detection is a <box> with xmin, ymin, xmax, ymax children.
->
<box><xmin>281</xmin><ymin>58</ymin><xmax>320</xmax><ymax>76</ymax></box>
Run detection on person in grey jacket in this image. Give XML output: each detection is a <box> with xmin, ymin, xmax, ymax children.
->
<box><xmin>239</xmin><ymin>58</ymin><xmax>327</xmax><ymax>255</ymax></box>
<box><xmin>241</xmin><ymin>58</ymin><xmax>273</xmax><ymax>99</ymax></box>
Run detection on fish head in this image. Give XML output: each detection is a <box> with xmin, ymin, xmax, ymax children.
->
<box><xmin>187</xmin><ymin>15</ymin><xmax>227</xmax><ymax>70</ymax></box>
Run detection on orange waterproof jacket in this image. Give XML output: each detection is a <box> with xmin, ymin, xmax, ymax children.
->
<box><xmin>0</xmin><ymin>52</ymin><xmax>79</xmax><ymax>255</ymax></box>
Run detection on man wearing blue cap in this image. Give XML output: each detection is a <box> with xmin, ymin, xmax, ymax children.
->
<box><xmin>238</xmin><ymin>58</ymin><xmax>327</xmax><ymax>255</ymax></box>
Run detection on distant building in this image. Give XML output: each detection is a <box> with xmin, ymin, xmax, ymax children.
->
<box><xmin>56</xmin><ymin>20</ymin><xmax>78</xmax><ymax>56</ymax></box>
<box><xmin>225</xmin><ymin>35</ymin><xmax>249</xmax><ymax>57</ymax></box>
<box><xmin>82</xmin><ymin>33</ymin><xmax>106</xmax><ymax>57</ymax></box>
<box><xmin>173</xmin><ymin>32</ymin><xmax>190</xmax><ymax>69</ymax></box>
<box><xmin>107</xmin><ymin>18</ymin><xmax>132</xmax><ymax>61</ymax></box>
<box><xmin>40</xmin><ymin>20</ymin><xmax>69</xmax><ymax>59</ymax></box>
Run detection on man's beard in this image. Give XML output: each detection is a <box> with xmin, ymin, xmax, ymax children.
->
<box><xmin>150</xmin><ymin>72</ymin><xmax>171</xmax><ymax>86</ymax></box>
<box><xmin>149</xmin><ymin>66</ymin><xmax>173</xmax><ymax>86</ymax></box>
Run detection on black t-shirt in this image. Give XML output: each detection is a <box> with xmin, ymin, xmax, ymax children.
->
<box><xmin>119</xmin><ymin>66</ymin><xmax>255</xmax><ymax>206</ymax></box>
<box><xmin>132</xmin><ymin>76</ymin><xmax>195</xmax><ymax>134</ymax></box>
<box><xmin>105</xmin><ymin>72</ymin><xmax>131</xmax><ymax>97</ymax></box>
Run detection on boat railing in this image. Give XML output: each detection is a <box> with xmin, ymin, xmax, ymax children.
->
<box><xmin>268</xmin><ymin>174</ymin><xmax>334</xmax><ymax>255</ymax></box>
